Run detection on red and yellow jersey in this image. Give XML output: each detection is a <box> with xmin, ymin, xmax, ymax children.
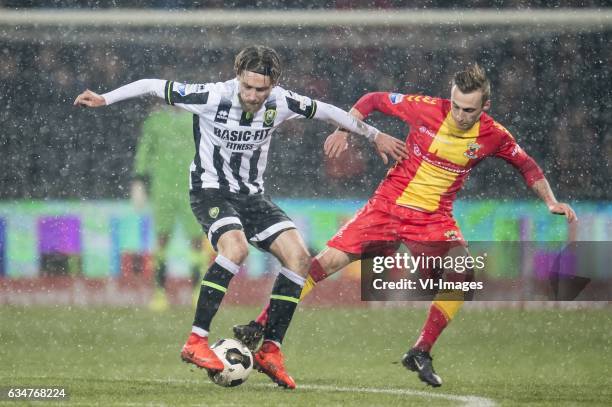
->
<box><xmin>354</xmin><ymin>92</ymin><xmax>544</xmax><ymax>215</ymax></box>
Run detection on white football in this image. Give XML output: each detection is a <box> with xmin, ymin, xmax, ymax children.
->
<box><xmin>207</xmin><ymin>338</ymin><xmax>253</xmax><ymax>387</ymax></box>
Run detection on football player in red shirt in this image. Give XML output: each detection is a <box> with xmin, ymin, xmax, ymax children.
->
<box><xmin>235</xmin><ymin>64</ymin><xmax>577</xmax><ymax>387</ymax></box>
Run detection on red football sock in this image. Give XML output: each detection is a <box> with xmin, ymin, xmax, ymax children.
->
<box><xmin>255</xmin><ymin>303</ymin><xmax>270</xmax><ymax>326</ymax></box>
<box><xmin>414</xmin><ymin>304</ymin><xmax>449</xmax><ymax>352</ymax></box>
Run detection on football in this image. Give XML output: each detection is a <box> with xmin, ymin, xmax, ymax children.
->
<box><xmin>207</xmin><ymin>338</ymin><xmax>253</xmax><ymax>387</ymax></box>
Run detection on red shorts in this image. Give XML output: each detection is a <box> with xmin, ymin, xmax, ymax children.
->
<box><xmin>328</xmin><ymin>196</ymin><xmax>465</xmax><ymax>256</ymax></box>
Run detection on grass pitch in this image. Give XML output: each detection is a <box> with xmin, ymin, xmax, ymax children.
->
<box><xmin>1</xmin><ymin>305</ymin><xmax>611</xmax><ymax>406</ymax></box>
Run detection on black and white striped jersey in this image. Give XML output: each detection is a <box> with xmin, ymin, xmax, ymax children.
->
<box><xmin>162</xmin><ymin>79</ymin><xmax>320</xmax><ymax>194</ymax></box>
<box><xmin>102</xmin><ymin>78</ymin><xmax>379</xmax><ymax>195</ymax></box>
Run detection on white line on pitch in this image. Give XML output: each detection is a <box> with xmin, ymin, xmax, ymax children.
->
<box><xmin>3</xmin><ymin>375</ymin><xmax>496</xmax><ymax>406</ymax></box>
<box><xmin>161</xmin><ymin>377</ymin><xmax>497</xmax><ymax>407</ymax></box>
<box><xmin>296</xmin><ymin>383</ymin><xmax>496</xmax><ymax>407</ymax></box>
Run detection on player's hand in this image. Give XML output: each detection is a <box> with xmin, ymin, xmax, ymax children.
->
<box><xmin>373</xmin><ymin>132</ymin><xmax>408</xmax><ymax>165</ymax></box>
<box><xmin>324</xmin><ymin>129</ymin><xmax>349</xmax><ymax>158</ymax></box>
<box><xmin>548</xmin><ymin>202</ymin><xmax>578</xmax><ymax>223</ymax></box>
<box><xmin>73</xmin><ymin>89</ymin><xmax>106</xmax><ymax>107</ymax></box>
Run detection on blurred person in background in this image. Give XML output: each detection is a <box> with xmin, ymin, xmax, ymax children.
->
<box><xmin>234</xmin><ymin>63</ymin><xmax>577</xmax><ymax>388</ymax></box>
<box><xmin>132</xmin><ymin>107</ymin><xmax>211</xmax><ymax>311</ymax></box>
<box><xmin>74</xmin><ymin>45</ymin><xmax>405</xmax><ymax>389</ymax></box>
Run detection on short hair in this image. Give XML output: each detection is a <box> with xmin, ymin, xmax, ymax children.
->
<box><xmin>452</xmin><ymin>64</ymin><xmax>491</xmax><ymax>105</ymax></box>
<box><xmin>234</xmin><ymin>45</ymin><xmax>282</xmax><ymax>85</ymax></box>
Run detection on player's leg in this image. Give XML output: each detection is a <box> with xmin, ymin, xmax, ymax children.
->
<box><xmin>402</xmin><ymin>297</ymin><xmax>463</xmax><ymax>388</ymax></box>
<box><xmin>306</xmin><ymin>246</ymin><xmax>356</xmax><ymax>295</ymax></box>
<box><xmin>182</xmin><ymin>229</ymin><xmax>247</xmax><ymax>372</ymax></box>
<box><xmin>193</xmin><ymin>229</ymin><xmax>248</xmax><ymax>333</ymax></box>
<box><xmin>149</xmin><ymin>232</ymin><xmax>171</xmax><ymax>311</ymax></box>
<box><xmin>234</xmin><ymin>197</ymin><xmax>388</xmax><ymax>347</ymax></box>
<box><xmin>149</xmin><ymin>199</ymin><xmax>174</xmax><ymax>311</ymax></box>
<box><xmin>181</xmin><ymin>202</ymin><xmax>210</xmax><ymax>288</ymax></box>
<box><xmin>413</xmin><ymin>244</ymin><xmax>469</xmax><ymax>353</ymax></box>
<box><xmin>231</xmin><ymin>193</ymin><xmax>319</xmax><ymax>388</ymax></box>
<box><xmin>189</xmin><ymin>237</ymin><xmax>204</xmax><ymax>286</ymax></box>
<box><xmin>180</xmin><ymin>194</ymin><xmax>215</xmax><ymax>305</ymax></box>
<box><xmin>180</xmin><ymin>189</ymin><xmax>246</xmax><ymax>372</ymax></box>
<box><xmin>154</xmin><ymin>233</ymin><xmax>171</xmax><ymax>288</ymax></box>
<box><xmin>233</xmin><ymin>246</ymin><xmax>357</xmax><ymax>350</ymax></box>
<box><xmin>401</xmin><ymin>230</ymin><xmax>470</xmax><ymax>387</ymax></box>
<box><xmin>249</xmin><ymin>197</ymin><xmax>399</xmax><ymax>388</ymax></box>
<box><xmin>250</xmin><ymin>228</ymin><xmax>309</xmax><ymax>389</ymax></box>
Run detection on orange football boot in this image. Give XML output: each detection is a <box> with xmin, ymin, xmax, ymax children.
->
<box><xmin>254</xmin><ymin>341</ymin><xmax>296</xmax><ymax>389</ymax></box>
<box><xmin>180</xmin><ymin>333</ymin><xmax>224</xmax><ymax>372</ymax></box>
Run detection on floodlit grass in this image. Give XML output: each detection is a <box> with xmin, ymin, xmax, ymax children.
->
<box><xmin>1</xmin><ymin>305</ymin><xmax>610</xmax><ymax>406</ymax></box>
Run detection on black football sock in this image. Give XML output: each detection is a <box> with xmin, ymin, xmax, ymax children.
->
<box><xmin>193</xmin><ymin>255</ymin><xmax>239</xmax><ymax>332</ymax></box>
<box><xmin>264</xmin><ymin>267</ymin><xmax>305</xmax><ymax>344</ymax></box>
<box><xmin>190</xmin><ymin>265</ymin><xmax>201</xmax><ymax>289</ymax></box>
<box><xmin>154</xmin><ymin>253</ymin><xmax>167</xmax><ymax>289</ymax></box>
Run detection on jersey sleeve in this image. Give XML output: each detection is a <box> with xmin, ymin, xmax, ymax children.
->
<box><xmin>492</xmin><ymin>122</ymin><xmax>544</xmax><ymax>186</ymax></box>
<box><xmin>276</xmin><ymin>88</ymin><xmax>380</xmax><ymax>138</ymax></box>
<box><xmin>277</xmin><ymin>88</ymin><xmax>318</xmax><ymax>121</ymax></box>
<box><xmin>164</xmin><ymin>81</ymin><xmax>212</xmax><ymax>115</ymax></box>
<box><xmin>353</xmin><ymin>92</ymin><xmax>430</xmax><ymax>125</ymax></box>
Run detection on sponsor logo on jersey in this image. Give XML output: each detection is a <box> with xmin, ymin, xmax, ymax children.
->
<box><xmin>209</xmin><ymin>207</ymin><xmax>219</xmax><ymax>219</ymax></box>
<box><xmin>389</xmin><ymin>93</ymin><xmax>404</xmax><ymax>104</ymax></box>
<box><xmin>418</xmin><ymin>126</ymin><xmax>452</xmax><ymax>144</ymax></box>
<box><xmin>177</xmin><ymin>83</ymin><xmax>187</xmax><ymax>96</ymax></box>
<box><xmin>225</xmin><ymin>142</ymin><xmax>255</xmax><ymax>151</ymax></box>
<box><xmin>264</xmin><ymin>109</ymin><xmax>277</xmax><ymax>126</ymax></box>
<box><xmin>463</xmin><ymin>142</ymin><xmax>482</xmax><ymax>159</ymax></box>
<box><xmin>213</xmin><ymin>126</ymin><xmax>272</xmax><ymax>142</ymax></box>
<box><xmin>215</xmin><ymin>110</ymin><xmax>229</xmax><ymax>121</ymax></box>
<box><xmin>215</xmin><ymin>98</ymin><xmax>232</xmax><ymax>123</ymax></box>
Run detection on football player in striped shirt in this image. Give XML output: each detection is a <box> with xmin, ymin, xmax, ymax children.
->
<box><xmin>74</xmin><ymin>45</ymin><xmax>407</xmax><ymax>389</ymax></box>
<box><xmin>233</xmin><ymin>64</ymin><xmax>577</xmax><ymax>387</ymax></box>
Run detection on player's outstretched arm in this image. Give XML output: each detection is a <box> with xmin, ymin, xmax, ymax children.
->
<box><xmin>73</xmin><ymin>89</ymin><xmax>106</xmax><ymax>107</ymax></box>
<box><xmin>74</xmin><ymin>79</ymin><xmax>166</xmax><ymax>108</ymax></box>
<box><xmin>493</xmin><ymin>127</ymin><xmax>577</xmax><ymax>224</ymax></box>
<box><xmin>314</xmin><ymin>101</ymin><xmax>380</xmax><ymax>141</ymax></box>
<box><xmin>324</xmin><ymin>108</ymin><xmax>406</xmax><ymax>164</ymax></box>
<box><xmin>531</xmin><ymin>178</ymin><xmax>578</xmax><ymax>223</ymax></box>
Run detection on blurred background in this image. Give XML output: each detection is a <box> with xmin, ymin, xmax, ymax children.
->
<box><xmin>0</xmin><ymin>3</ymin><xmax>610</xmax><ymax>305</ymax></box>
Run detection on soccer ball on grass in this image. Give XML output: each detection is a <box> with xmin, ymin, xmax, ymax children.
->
<box><xmin>207</xmin><ymin>338</ymin><xmax>253</xmax><ymax>387</ymax></box>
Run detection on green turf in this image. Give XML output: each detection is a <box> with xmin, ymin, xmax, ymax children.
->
<box><xmin>0</xmin><ymin>305</ymin><xmax>611</xmax><ymax>406</ymax></box>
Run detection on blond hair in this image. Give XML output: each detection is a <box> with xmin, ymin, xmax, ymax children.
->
<box><xmin>452</xmin><ymin>64</ymin><xmax>491</xmax><ymax>105</ymax></box>
<box><xmin>234</xmin><ymin>45</ymin><xmax>282</xmax><ymax>84</ymax></box>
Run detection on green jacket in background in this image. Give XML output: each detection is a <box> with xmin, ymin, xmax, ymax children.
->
<box><xmin>133</xmin><ymin>108</ymin><xmax>201</xmax><ymax>237</ymax></box>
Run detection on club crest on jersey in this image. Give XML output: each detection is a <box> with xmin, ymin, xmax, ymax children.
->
<box><xmin>463</xmin><ymin>142</ymin><xmax>482</xmax><ymax>159</ymax></box>
<box><xmin>177</xmin><ymin>83</ymin><xmax>187</xmax><ymax>96</ymax></box>
<box><xmin>264</xmin><ymin>109</ymin><xmax>277</xmax><ymax>126</ymax></box>
<box><xmin>389</xmin><ymin>93</ymin><xmax>404</xmax><ymax>104</ymax></box>
<box><xmin>208</xmin><ymin>207</ymin><xmax>220</xmax><ymax>219</ymax></box>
